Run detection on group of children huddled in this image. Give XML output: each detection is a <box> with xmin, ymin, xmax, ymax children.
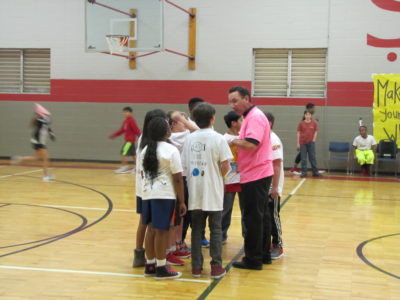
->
<box><xmin>11</xmin><ymin>89</ymin><xmax>379</xmax><ymax>282</ymax></box>
<box><xmin>124</xmin><ymin>94</ymin><xmax>285</xmax><ymax>280</ymax></box>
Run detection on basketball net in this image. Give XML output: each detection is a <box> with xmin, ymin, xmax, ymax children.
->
<box><xmin>105</xmin><ymin>35</ymin><xmax>129</xmax><ymax>54</ymax></box>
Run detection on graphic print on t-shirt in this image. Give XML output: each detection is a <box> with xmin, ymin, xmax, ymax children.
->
<box><xmin>190</xmin><ymin>142</ymin><xmax>207</xmax><ymax>177</ymax></box>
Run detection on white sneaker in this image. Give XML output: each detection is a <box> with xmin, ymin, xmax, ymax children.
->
<box><xmin>10</xmin><ymin>155</ymin><xmax>21</xmax><ymax>165</ymax></box>
<box><xmin>43</xmin><ymin>174</ymin><xmax>55</xmax><ymax>182</ymax></box>
<box><xmin>293</xmin><ymin>170</ymin><xmax>301</xmax><ymax>175</ymax></box>
<box><xmin>114</xmin><ymin>166</ymin><xmax>130</xmax><ymax>174</ymax></box>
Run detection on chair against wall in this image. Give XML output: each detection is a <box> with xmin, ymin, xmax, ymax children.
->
<box><xmin>375</xmin><ymin>139</ymin><xmax>398</xmax><ymax>176</ymax></box>
<box><xmin>328</xmin><ymin>142</ymin><xmax>350</xmax><ymax>174</ymax></box>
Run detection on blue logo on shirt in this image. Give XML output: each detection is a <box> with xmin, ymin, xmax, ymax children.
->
<box><xmin>192</xmin><ymin>168</ymin><xmax>200</xmax><ymax>176</ymax></box>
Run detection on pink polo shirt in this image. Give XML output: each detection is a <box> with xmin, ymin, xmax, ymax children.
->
<box><xmin>238</xmin><ymin>106</ymin><xmax>273</xmax><ymax>183</ymax></box>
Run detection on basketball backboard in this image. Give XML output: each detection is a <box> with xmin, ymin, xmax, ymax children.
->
<box><xmin>85</xmin><ymin>0</ymin><xmax>164</xmax><ymax>53</ymax></box>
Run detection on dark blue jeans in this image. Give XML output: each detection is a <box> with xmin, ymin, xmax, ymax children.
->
<box><xmin>300</xmin><ymin>141</ymin><xmax>318</xmax><ymax>175</ymax></box>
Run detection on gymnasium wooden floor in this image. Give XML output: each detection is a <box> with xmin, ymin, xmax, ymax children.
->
<box><xmin>0</xmin><ymin>160</ymin><xmax>399</xmax><ymax>299</ymax></box>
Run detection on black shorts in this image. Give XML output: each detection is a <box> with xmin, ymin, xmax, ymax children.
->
<box><xmin>120</xmin><ymin>142</ymin><xmax>136</xmax><ymax>156</ymax></box>
<box><xmin>136</xmin><ymin>196</ymin><xmax>142</xmax><ymax>214</ymax></box>
<box><xmin>32</xmin><ymin>143</ymin><xmax>46</xmax><ymax>150</ymax></box>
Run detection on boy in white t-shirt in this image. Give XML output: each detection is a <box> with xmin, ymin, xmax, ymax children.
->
<box><xmin>222</xmin><ymin>111</ymin><xmax>245</xmax><ymax>244</ymax></box>
<box><xmin>352</xmin><ymin>126</ymin><xmax>377</xmax><ymax>176</ymax></box>
<box><xmin>264</xmin><ymin>112</ymin><xmax>285</xmax><ymax>260</ymax></box>
<box><xmin>182</xmin><ymin>103</ymin><xmax>233</xmax><ymax>279</ymax></box>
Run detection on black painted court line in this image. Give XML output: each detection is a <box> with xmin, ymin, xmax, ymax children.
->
<box><xmin>197</xmin><ymin>192</ymin><xmax>294</xmax><ymax>300</ymax></box>
<box><xmin>0</xmin><ymin>203</ymin><xmax>88</xmax><ymax>250</ymax></box>
<box><xmin>356</xmin><ymin>233</ymin><xmax>400</xmax><ymax>280</ymax></box>
<box><xmin>0</xmin><ymin>175</ymin><xmax>113</xmax><ymax>258</ymax></box>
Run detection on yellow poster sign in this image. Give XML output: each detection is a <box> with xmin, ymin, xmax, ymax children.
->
<box><xmin>373</xmin><ymin>74</ymin><xmax>400</xmax><ymax>148</ymax></box>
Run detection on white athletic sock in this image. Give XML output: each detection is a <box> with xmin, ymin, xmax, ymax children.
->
<box><xmin>156</xmin><ymin>259</ymin><xmax>166</xmax><ymax>267</ymax></box>
<box><xmin>146</xmin><ymin>258</ymin><xmax>156</xmax><ymax>264</ymax></box>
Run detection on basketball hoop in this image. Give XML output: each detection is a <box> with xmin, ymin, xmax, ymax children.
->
<box><xmin>105</xmin><ymin>35</ymin><xmax>129</xmax><ymax>54</ymax></box>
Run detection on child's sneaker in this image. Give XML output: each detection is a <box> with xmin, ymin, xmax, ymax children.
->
<box><xmin>290</xmin><ymin>167</ymin><xmax>300</xmax><ymax>173</ymax></box>
<box><xmin>43</xmin><ymin>174</ymin><xmax>55</xmax><ymax>182</ymax></box>
<box><xmin>155</xmin><ymin>265</ymin><xmax>182</xmax><ymax>280</ymax></box>
<box><xmin>132</xmin><ymin>248</ymin><xmax>145</xmax><ymax>268</ymax></box>
<box><xmin>211</xmin><ymin>265</ymin><xmax>226</xmax><ymax>279</ymax></box>
<box><xmin>191</xmin><ymin>267</ymin><xmax>203</xmax><ymax>278</ymax></box>
<box><xmin>180</xmin><ymin>243</ymin><xmax>191</xmax><ymax>253</ymax></box>
<box><xmin>201</xmin><ymin>239</ymin><xmax>210</xmax><ymax>248</ymax></box>
<box><xmin>144</xmin><ymin>263</ymin><xmax>156</xmax><ymax>277</ymax></box>
<box><xmin>172</xmin><ymin>249</ymin><xmax>191</xmax><ymax>259</ymax></box>
<box><xmin>270</xmin><ymin>245</ymin><xmax>284</xmax><ymax>260</ymax></box>
<box><xmin>114</xmin><ymin>166</ymin><xmax>130</xmax><ymax>174</ymax></box>
<box><xmin>166</xmin><ymin>253</ymin><xmax>184</xmax><ymax>266</ymax></box>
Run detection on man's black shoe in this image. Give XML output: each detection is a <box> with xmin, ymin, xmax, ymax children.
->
<box><xmin>232</xmin><ymin>260</ymin><xmax>262</xmax><ymax>270</ymax></box>
<box><xmin>262</xmin><ymin>256</ymin><xmax>272</xmax><ymax>264</ymax></box>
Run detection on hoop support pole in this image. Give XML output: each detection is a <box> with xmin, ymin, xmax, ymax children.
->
<box><xmin>188</xmin><ymin>8</ymin><xmax>196</xmax><ymax>70</ymax></box>
<box><xmin>165</xmin><ymin>49</ymin><xmax>194</xmax><ymax>59</ymax></box>
<box><xmin>129</xmin><ymin>9</ymin><xmax>137</xmax><ymax>69</ymax></box>
<box><xmin>89</xmin><ymin>0</ymin><xmax>136</xmax><ymax>18</ymax></box>
<box><xmin>165</xmin><ymin>0</ymin><xmax>195</xmax><ymax>17</ymax></box>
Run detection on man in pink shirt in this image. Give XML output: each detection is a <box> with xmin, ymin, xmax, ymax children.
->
<box><xmin>228</xmin><ymin>86</ymin><xmax>274</xmax><ymax>270</ymax></box>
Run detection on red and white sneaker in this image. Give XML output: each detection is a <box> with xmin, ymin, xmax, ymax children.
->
<box><xmin>166</xmin><ymin>253</ymin><xmax>184</xmax><ymax>266</ymax></box>
<box><xmin>192</xmin><ymin>267</ymin><xmax>203</xmax><ymax>278</ymax></box>
<box><xmin>173</xmin><ymin>249</ymin><xmax>191</xmax><ymax>259</ymax></box>
<box><xmin>290</xmin><ymin>167</ymin><xmax>301</xmax><ymax>175</ymax></box>
<box><xmin>155</xmin><ymin>265</ymin><xmax>182</xmax><ymax>280</ymax></box>
<box><xmin>270</xmin><ymin>245</ymin><xmax>284</xmax><ymax>260</ymax></box>
<box><xmin>211</xmin><ymin>265</ymin><xmax>226</xmax><ymax>279</ymax></box>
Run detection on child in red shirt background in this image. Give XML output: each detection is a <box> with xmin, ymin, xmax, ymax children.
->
<box><xmin>109</xmin><ymin>107</ymin><xmax>141</xmax><ymax>174</ymax></box>
<box><xmin>297</xmin><ymin>111</ymin><xmax>322</xmax><ymax>177</ymax></box>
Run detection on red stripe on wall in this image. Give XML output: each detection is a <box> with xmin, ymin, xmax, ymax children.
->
<box><xmin>327</xmin><ymin>82</ymin><xmax>373</xmax><ymax>107</ymax></box>
<box><xmin>0</xmin><ymin>79</ymin><xmax>373</xmax><ymax>107</ymax></box>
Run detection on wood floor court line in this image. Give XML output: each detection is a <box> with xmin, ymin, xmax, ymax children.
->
<box><xmin>197</xmin><ymin>176</ymin><xmax>307</xmax><ymax>300</ymax></box>
<box><xmin>1</xmin><ymin>162</ymin><xmax>399</xmax><ymax>299</ymax></box>
<box><xmin>356</xmin><ymin>232</ymin><xmax>400</xmax><ymax>280</ymax></box>
<box><xmin>0</xmin><ymin>265</ymin><xmax>211</xmax><ymax>284</ymax></box>
<box><xmin>0</xmin><ymin>168</ymin><xmax>42</xmax><ymax>179</ymax></box>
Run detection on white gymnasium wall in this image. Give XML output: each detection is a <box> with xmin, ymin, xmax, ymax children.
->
<box><xmin>0</xmin><ymin>0</ymin><xmax>399</xmax><ymax>171</ymax></box>
<box><xmin>1</xmin><ymin>0</ymin><xmax>398</xmax><ymax>81</ymax></box>
<box><xmin>1</xmin><ymin>0</ymin><xmax>328</xmax><ymax>81</ymax></box>
<box><xmin>328</xmin><ymin>0</ymin><xmax>400</xmax><ymax>81</ymax></box>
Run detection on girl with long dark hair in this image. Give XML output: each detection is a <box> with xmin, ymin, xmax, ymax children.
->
<box><xmin>133</xmin><ymin>109</ymin><xmax>167</xmax><ymax>268</ymax></box>
<box><xmin>140</xmin><ymin>117</ymin><xmax>186</xmax><ymax>279</ymax></box>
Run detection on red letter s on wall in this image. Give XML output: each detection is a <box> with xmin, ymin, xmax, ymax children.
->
<box><xmin>367</xmin><ymin>0</ymin><xmax>400</xmax><ymax>61</ymax></box>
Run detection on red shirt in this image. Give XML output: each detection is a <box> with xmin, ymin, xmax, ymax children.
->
<box><xmin>110</xmin><ymin>116</ymin><xmax>141</xmax><ymax>143</ymax></box>
<box><xmin>297</xmin><ymin>120</ymin><xmax>318</xmax><ymax>144</ymax></box>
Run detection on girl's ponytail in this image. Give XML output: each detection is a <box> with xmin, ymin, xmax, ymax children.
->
<box><xmin>143</xmin><ymin>117</ymin><xmax>169</xmax><ymax>181</ymax></box>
